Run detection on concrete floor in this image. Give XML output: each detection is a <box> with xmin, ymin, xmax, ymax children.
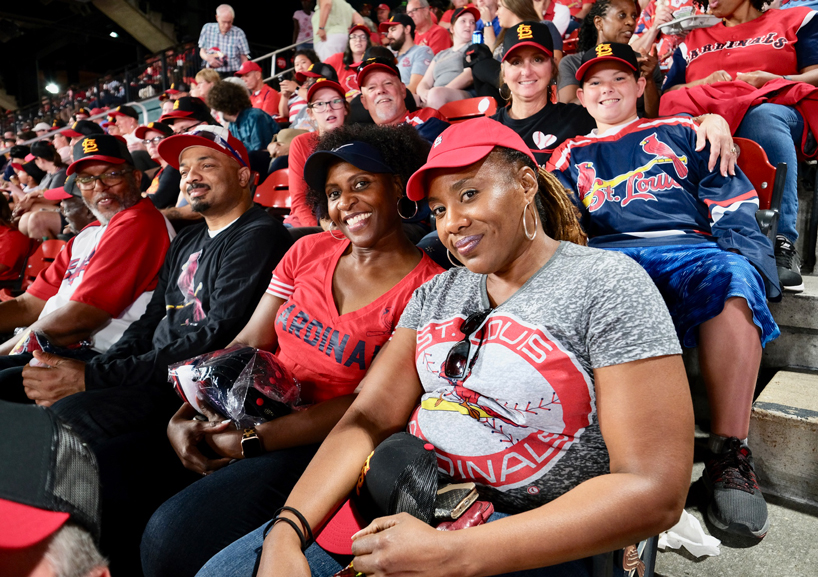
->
<box><xmin>655</xmin><ymin>462</ymin><xmax>818</xmax><ymax>577</ymax></box>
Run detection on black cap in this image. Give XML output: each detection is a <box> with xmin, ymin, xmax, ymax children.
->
<box><xmin>9</xmin><ymin>145</ymin><xmax>30</xmax><ymax>160</ymax></box>
<box><xmin>31</xmin><ymin>141</ymin><xmax>57</xmax><ymax>161</ymax></box>
<box><xmin>378</xmin><ymin>13</ymin><xmax>414</xmax><ymax>34</ymax></box>
<box><xmin>134</xmin><ymin>121</ymin><xmax>174</xmax><ymax>140</ymax></box>
<box><xmin>67</xmin><ymin>135</ymin><xmax>134</xmax><ymax>175</ymax></box>
<box><xmin>51</xmin><ymin>118</ymin><xmax>67</xmax><ymax>129</ymax></box>
<box><xmin>0</xmin><ymin>402</ymin><xmax>101</xmax><ymax>547</ymax></box>
<box><xmin>108</xmin><ymin>104</ymin><xmax>139</xmax><ymax>120</ymax></box>
<box><xmin>502</xmin><ymin>21</ymin><xmax>554</xmax><ymax>62</ymax></box>
<box><xmin>576</xmin><ymin>42</ymin><xmax>639</xmax><ymax>82</ymax></box>
<box><xmin>167</xmin><ymin>82</ymin><xmax>190</xmax><ymax>94</ymax></box>
<box><xmin>295</xmin><ymin>62</ymin><xmax>339</xmax><ymax>84</ymax></box>
<box><xmin>465</xmin><ymin>43</ymin><xmax>493</xmax><ymax>68</ymax></box>
<box><xmin>304</xmin><ymin>140</ymin><xmax>396</xmax><ymax>192</ymax></box>
<box><xmin>21</xmin><ymin>161</ymin><xmax>46</xmax><ymax>182</ymax></box>
<box><xmin>75</xmin><ymin>107</ymin><xmax>91</xmax><ymax>118</ymax></box>
<box><xmin>356</xmin><ymin>55</ymin><xmax>401</xmax><ymax>86</ymax></box>
<box><xmin>62</xmin><ymin>120</ymin><xmax>106</xmax><ymax>139</ymax></box>
<box><xmin>159</xmin><ymin>96</ymin><xmax>217</xmax><ymax>125</ymax></box>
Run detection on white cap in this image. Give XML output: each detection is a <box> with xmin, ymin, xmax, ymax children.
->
<box><xmin>33</xmin><ymin>122</ymin><xmax>52</xmax><ymax>132</ymax></box>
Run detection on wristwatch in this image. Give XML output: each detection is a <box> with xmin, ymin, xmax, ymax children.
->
<box><xmin>241</xmin><ymin>427</ymin><xmax>264</xmax><ymax>458</ymax></box>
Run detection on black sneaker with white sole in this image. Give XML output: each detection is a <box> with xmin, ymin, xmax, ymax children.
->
<box><xmin>703</xmin><ymin>438</ymin><xmax>769</xmax><ymax>539</ymax></box>
<box><xmin>775</xmin><ymin>235</ymin><xmax>804</xmax><ymax>292</ymax></box>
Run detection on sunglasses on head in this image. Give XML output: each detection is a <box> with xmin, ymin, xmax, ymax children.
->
<box><xmin>443</xmin><ymin>308</ymin><xmax>492</xmax><ymax>380</ymax></box>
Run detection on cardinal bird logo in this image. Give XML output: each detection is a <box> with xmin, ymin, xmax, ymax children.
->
<box><xmin>576</xmin><ymin>162</ymin><xmax>598</xmax><ymax>200</ymax></box>
<box><xmin>640</xmin><ymin>133</ymin><xmax>688</xmax><ymax>178</ymax></box>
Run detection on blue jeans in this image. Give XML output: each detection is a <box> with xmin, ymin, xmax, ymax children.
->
<box><xmin>735</xmin><ymin>103</ymin><xmax>804</xmax><ymax>243</ymax></box>
<box><xmin>141</xmin><ymin>444</ymin><xmax>319</xmax><ymax>577</ymax></box>
<box><xmin>196</xmin><ymin>512</ymin><xmax>620</xmax><ymax>577</ymax></box>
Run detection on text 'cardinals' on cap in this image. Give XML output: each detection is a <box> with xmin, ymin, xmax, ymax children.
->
<box><xmin>157</xmin><ymin>125</ymin><xmax>249</xmax><ymax>170</ymax></box>
<box><xmin>406</xmin><ymin>117</ymin><xmax>536</xmax><ymax>201</ymax></box>
<box><xmin>502</xmin><ymin>21</ymin><xmax>554</xmax><ymax>62</ymax></box>
<box><xmin>378</xmin><ymin>13</ymin><xmax>414</xmax><ymax>33</ymax></box>
<box><xmin>0</xmin><ymin>402</ymin><xmax>101</xmax><ymax>548</ymax></box>
<box><xmin>575</xmin><ymin>42</ymin><xmax>639</xmax><ymax>82</ymax></box>
<box><xmin>304</xmin><ymin>140</ymin><xmax>395</xmax><ymax>193</ymax></box>
<box><xmin>315</xmin><ymin>433</ymin><xmax>438</xmax><ymax>555</ymax></box>
<box><xmin>234</xmin><ymin>61</ymin><xmax>262</xmax><ymax>76</ymax></box>
<box><xmin>67</xmin><ymin>135</ymin><xmax>134</xmax><ymax>176</ymax></box>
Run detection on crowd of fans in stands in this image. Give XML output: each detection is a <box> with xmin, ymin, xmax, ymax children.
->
<box><xmin>3</xmin><ymin>0</ymin><xmax>818</xmax><ymax>574</ymax></box>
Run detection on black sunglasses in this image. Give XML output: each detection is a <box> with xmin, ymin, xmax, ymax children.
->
<box><xmin>443</xmin><ymin>308</ymin><xmax>492</xmax><ymax>380</ymax></box>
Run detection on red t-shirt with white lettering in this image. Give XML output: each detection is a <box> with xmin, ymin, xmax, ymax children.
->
<box><xmin>267</xmin><ymin>232</ymin><xmax>443</xmax><ymax>403</ymax></box>
<box><xmin>414</xmin><ymin>24</ymin><xmax>453</xmax><ymax>55</ymax></box>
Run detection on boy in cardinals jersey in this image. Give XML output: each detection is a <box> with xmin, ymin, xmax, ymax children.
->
<box><xmin>550</xmin><ymin>43</ymin><xmax>777</xmax><ymax>541</ymax></box>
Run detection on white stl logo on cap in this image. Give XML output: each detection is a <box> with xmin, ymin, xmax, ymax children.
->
<box><xmin>433</xmin><ymin>136</ymin><xmax>443</xmax><ymax>148</ymax></box>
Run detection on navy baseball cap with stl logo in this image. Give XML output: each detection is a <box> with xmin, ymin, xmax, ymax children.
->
<box><xmin>67</xmin><ymin>135</ymin><xmax>134</xmax><ymax>176</ymax></box>
<box><xmin>502</xmin><ymin>21</ymin><xmax>554</xmax><ymax>62</ymax></box>
<box><xmin>576</xmin><ymin>42</ymin><xmax>639</xmax><ymax>82</ymax></box>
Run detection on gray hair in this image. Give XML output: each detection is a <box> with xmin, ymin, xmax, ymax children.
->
<box><xmin>410</xmin><ymin>0</ymin><xmax>430</xmax><ymax>7</ymax></box>
<box><xmin>45</xmin><ymin>523</ymin><xmax>108</xmax><ymax>577</ymax></box>
<box><xmin>216</xmin><ymin>4</ymin><xmax>235</xmax><ymax>18</ymax></box>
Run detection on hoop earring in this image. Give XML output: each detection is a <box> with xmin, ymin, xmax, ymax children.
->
<box><xmin>499</xmin><ymin>83</ymin><xmax>511</xmax><ymax>101</ymax></box>
<box><xmin>397</xmin><ymin>197</ymin><xmax>418</xmax><ymax>220</ymax></box>
<box><xmin>447</xmin><ymin>250</ymin><xmax>464</xmax><ymax>268</ymax></box>
<box><xmin>522</xmin><ymin>201</ymin><xmax>538</xmax><ymax>241</ymax></box>
<box><xmin>328</xmin><ymin>222</ymin><xmax>346</xmax><ymax>241</ymax></box>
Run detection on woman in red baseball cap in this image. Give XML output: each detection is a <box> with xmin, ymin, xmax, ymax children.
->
<box><xmin>324</xmin><ymin>24</ymin><xmax>374</xmax><ymax>96</ymax></box>
<box><xmin>197</xmin><ymin>117</ymin><xmax>693</xmax><ymax>577</ymax></box>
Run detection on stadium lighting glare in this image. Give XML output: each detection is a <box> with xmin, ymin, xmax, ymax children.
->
<box><xmin>45</xmin><ymin>83</ymin><xmax>59</xmax><ymax>94</ymax></box>
<box><xmin>110</xmin><ymin>31</ymin><xmax>119</xmax><ymax>38</ymax></box>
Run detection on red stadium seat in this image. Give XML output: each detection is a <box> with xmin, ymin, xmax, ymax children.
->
<box><xmin>734</xmin><ymin>137</ymin><xmax>786</xmax><ymax>241</ymax></box>
<box><xmin>254</xmin><ymin>168</ymin><xmax>291</xmax><ymax>216</ymax></box>
<box><xmin>0</xmin><ymin>239</ymin><xmax>66</xmax><ymax>301</ymax></box>
<box><xmin>563</xmin><ymin>31</ymin><xmax>579</xmax><ymax>55</ymax></box>
<box><xmin>438</xmin><ymin>97</ymin><xmax>498</xmax><ymax>124</ymax></box>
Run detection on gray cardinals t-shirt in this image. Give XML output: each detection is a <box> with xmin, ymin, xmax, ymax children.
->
<box><xmin>397</xmin><ymin>241</ymin><xmax>681</xmax><ymax>513</ymax></box>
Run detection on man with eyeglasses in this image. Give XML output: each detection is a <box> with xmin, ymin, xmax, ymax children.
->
<box><xmin>135</xmin><ymin>121</ymin><xmax>182</xmax><ymax>211</ymax></box>
<box><xmin>0</xmin><ymin>135</ymin><xmax>172</xmax><ymax>401</ymax></box>
<box><xmin>380</xmin><ymin>13</ymin><xmax>434</xmax><ymax>94</ymax></box>
<box><xmin>406</xmin><ymin>0</ymin><xmax>451</xmax><ymax>54</ymax></box>
<box><xmin>16</xmin><ymin>125</ymin><xmax>292</xmax><ymax>571</ymax></box>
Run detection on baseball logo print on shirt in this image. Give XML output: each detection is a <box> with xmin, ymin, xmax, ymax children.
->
<box><xmin>409</xmin><ymin>311</ymin><xmax>595</xmax><ymax>492</ymax></box>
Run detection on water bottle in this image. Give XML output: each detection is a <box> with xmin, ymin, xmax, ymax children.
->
<box><xmin>472</xmin><ymin>30</ymin><xmax>483</xmax><ymax>45</ymax></box>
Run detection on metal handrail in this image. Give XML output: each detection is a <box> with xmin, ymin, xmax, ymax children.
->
<box><xmin>251</xmin><ymin>38</ymin><xmax>313</xmax><ymax>77</ymax></box>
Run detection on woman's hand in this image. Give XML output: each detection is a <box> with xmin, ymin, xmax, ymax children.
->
<box><xmin>703</xmin><ymin>70</ymin><xmax>732</xmax><ymax>85</ymax></box>
<box><xmin>736</xmin><ymin>70</ymin><xmax>779</xmax><ymax>88</ymax></box>
<box><xmin>653</xmin><ymin>0</ymin><xmax>673</xmax><ymax>29</ymax></box>
<box><xmin>638</xmin><ymin>46</ymin><xmax>659</xmax><ymax>79</ymax></box>
<box><xmin>317</xmin><ymin>28</ymin><xmax>328</xmax><ymax>41</ymax></box>
<box><xmin>167</xmin><ymin>402</ymin><xmax>233</xmax><ymax>475</ymax></box>
<box><xmin>268</xmin><ymin>140</ymin><xmax>283</xmax><ymax>158</ymax></box>
<box><xmin>257</xmin><ymin>521</ymin><xmax>312</xmax><ymax>577</ymax></box>
<box><xmin>280</xmin><ymin>79</ymin><xmax>299</xmax><ymax>97</ymax></box>
<box><xmin>695</xmin><ymin>114</ymin><xmax>737</xmax><ymax>176</ymax></box>
<box><xmin>349</xmin><ymin>513</ymin><xmax>456</xmax><ymax>577</ymax></box>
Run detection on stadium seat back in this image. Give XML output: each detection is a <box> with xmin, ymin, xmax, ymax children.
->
<box><xmin>734</xmin><ymin>137</ymin><xmax>786</xmax><ymax>240</ymax></box>
<box><xmin>439</xmin><ymin>97</ymin><xmax>498</xmax><ymax>124</ymax></box>
<box><xmin>254</xmin><ymin>168</ymin><xmax>292</xmax><ymax>213</ymax></box>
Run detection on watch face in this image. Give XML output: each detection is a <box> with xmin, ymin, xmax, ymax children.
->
<box><xmin>241</xmin><ymin>428</ymin><xmax>263</xmax><ymax>458</ymax></box>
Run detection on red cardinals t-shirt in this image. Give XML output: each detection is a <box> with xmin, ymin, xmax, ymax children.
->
<box><xmin>267</xmin><ymin>233</ymin><xmax>443</xmax><ymax>404</ymax></box>
<box><xmin>324</xmin><ymin>52</ymin><xmax>360</xmax><ymax>95</ymax></box>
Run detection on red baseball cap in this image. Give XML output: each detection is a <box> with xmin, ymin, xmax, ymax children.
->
<box><xmin>307</xmin><ymin>77</ymin><xmax>346</xmax><ymax>102</ymax></box>
<box><xmin>406</xmin><ymin>117</ymin><xmax>536</xmax><ymax>201</ymax></box>
<box><xmin>377</xmin><ymin>3</ymin><xmax>390</xmax><ymax>10</ymax></box>
<box><xmin>157</xmin><ymin>125</ymin><xmax>249</xmax><ymax>170</ymax></box>
<box><xmin>234</xmin><ymin>61</ymin><xmax>263</xmax><ymax>76</ymax></box>
<box><xmin>43</xmin><ymin>174</ymin><xmax>78</xmax><ymax>201</ymax></box>
<box><xmin>451</xmin><ymin>5</ymin><xmax>480</xmax><ymax>25</ymax></box>
<box><xmin>349</xmin><ymin>23</ymin><xmax>371</xmax><ymax>38</ymax></box>
<box><xmin>355</xmin><ymin>56</ymin><xmax>401</xmax><ymax>87</ymax></box>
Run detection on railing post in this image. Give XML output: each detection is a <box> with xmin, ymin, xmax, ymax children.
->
<box><xmin>161</xmin><ymin>52</ymin><xmax>169</xmax><ymax>93</ymax></box>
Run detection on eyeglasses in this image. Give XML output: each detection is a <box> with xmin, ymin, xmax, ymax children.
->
<box><xmin>75</xmin><ymin>168</ymin><xmax>132</xmax><ymax>190</ymax></box>
<box><xmin>443</xmin><ymin>308</ymin><xmax>492</xmax><ymax>380</ymax></box>
<box><xmin>143</xmin><ymin>136</ymin><xmax>165</xmax><ymax>145</ymax></box>
<box><xmin>309</xmin><ymin>98</ymin><xmax>345</xmax><ymax>112</ymax></box>
<box><xmin>349</xmin><ymin>33</ymin><xmax>368</xmax><ymax>41</ymax></box>
<box><xmin>407</xmin><ymin>6</ymin><xmax>428</xmax><ymax>14</ymax></box>
<box><xmin>176</xmin><ymin>122</ymin><xmax>203</xmax><ymax>134</ymax></box>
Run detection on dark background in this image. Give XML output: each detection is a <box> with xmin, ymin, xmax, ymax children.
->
<box><xmin>0</xmin><ymin>0</ymin><xmax>394</xmax><ymax>110</ymax></box>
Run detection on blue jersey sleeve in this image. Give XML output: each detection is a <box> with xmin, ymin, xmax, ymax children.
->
<box><xmin>662</xmin><ymin>48</ymin><xmax>688</xmax><ymax>90</ymax></box>
<box><xmin>796</xmin><ymin>10</ymin><xmax>818</xmax><ymax>70</ymax></box>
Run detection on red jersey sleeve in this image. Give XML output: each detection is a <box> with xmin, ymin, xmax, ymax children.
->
<box><xmin>284</xmin><ymin>133</ymin><xmax>320</xmax><ymax>227</ymax></box>
<box><xmin>27</xmin><ymin>236</ymin><xmax>76</xmax><ymax>302</ymax></box>
<box><xmin>70</xmin><ymin>199</ymin><xmax>171</xmax><ymax>316</ymax></box>
<box><xmin>427</xmin><ymin>26</ymin><xmax>453</xmax><ymax>54</ymax></box>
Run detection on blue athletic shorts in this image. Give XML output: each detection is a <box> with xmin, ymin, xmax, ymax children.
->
<box><xmin>607</xmin><ymin>243</ymin><xmax>780</xmax><ymax>348</ymax></box>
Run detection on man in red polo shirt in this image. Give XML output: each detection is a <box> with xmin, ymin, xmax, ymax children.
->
<box><xmin>234</xmin><ymin>61</ymin><xmax>281</xmax><ymax>117</ymax></box>
<box><xmin>406</xmin><ymin>0</ymin><xmax>451</xmax><ymax>54</ymax></box>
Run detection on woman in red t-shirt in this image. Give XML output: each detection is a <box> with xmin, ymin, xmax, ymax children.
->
<box><xmin>145</xmin><ymin>123</ymin><xmax>444</xmax><ymax>577</ymax></box>
<box><xmin>324</xmin><ymin>24</ymin><xmax>372</xmax><ymax>97</ymax></box>
<box><xmin>0</xmin><ymin>195</ymin><xmax>32</xmax><ymax>282</ymax></box>
<box><xmin>285</xmin><ymin>78</ymin><xmax>350</xmax><ymax>227</ymax></box>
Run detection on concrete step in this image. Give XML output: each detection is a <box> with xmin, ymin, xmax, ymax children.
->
<box><xmin>749</xmin><ymin>370</ymin><xmax>818</xmax><ymax>508</ymax></box>
<box><xmin>765</xmin><ymin>276</ymin><xmax>818</xmax><ymax>370</ymax></box>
